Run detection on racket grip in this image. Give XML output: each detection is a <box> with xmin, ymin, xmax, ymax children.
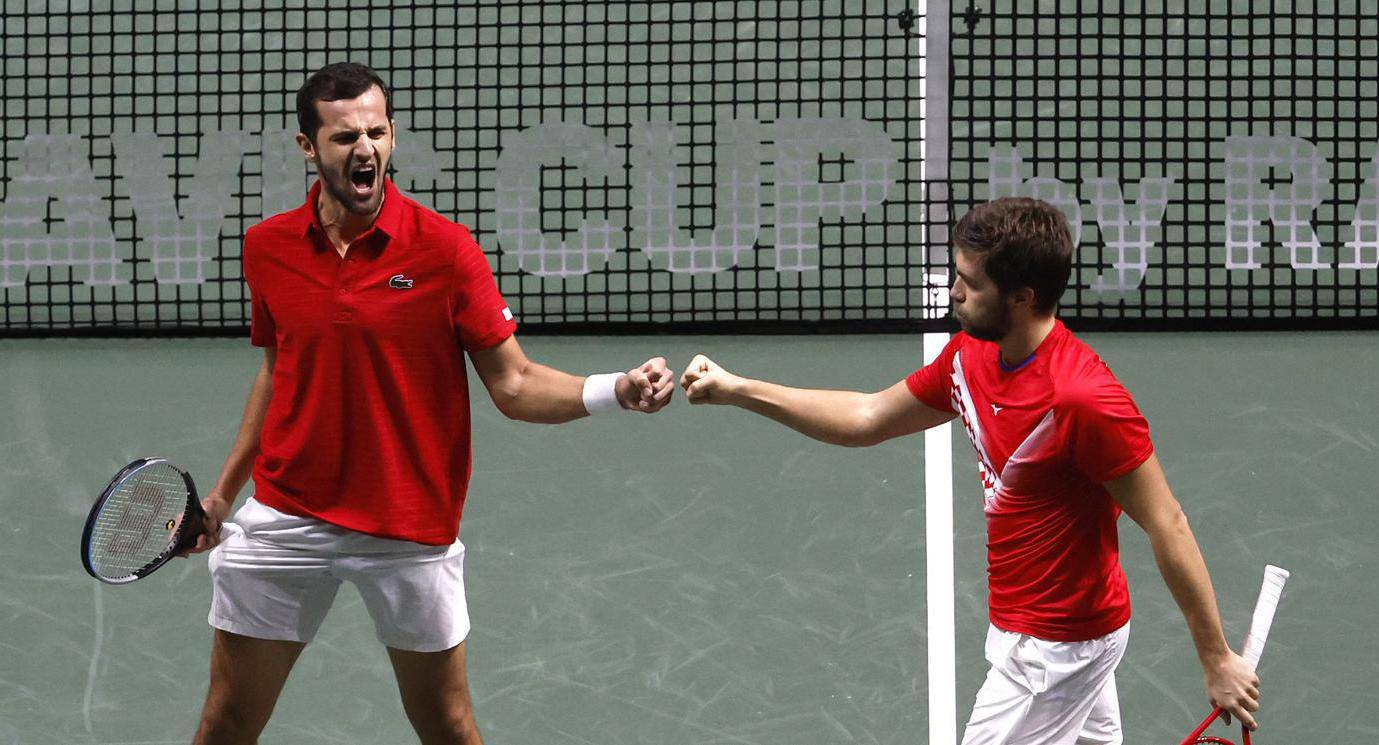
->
<box><xmin>1240</xmin><ymin>564</ymin><xmax>1289</xmax><ymax>668</ymax></box>
<box><xmin>172</xmin><ymin>497</ymin><xmax>212</xmax><ymax>554</ymax></box>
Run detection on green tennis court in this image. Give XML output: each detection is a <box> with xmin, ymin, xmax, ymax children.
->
<box><xmin>2</xmin><ymin>332</ymin><xmax>1373</xmax><ymax>744</ymax></box>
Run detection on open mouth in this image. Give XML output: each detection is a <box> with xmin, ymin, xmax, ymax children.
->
<box><xmin>349</xmin><ymin>164</ymin><xmax>377</xmax><ymax>195</ymax></box>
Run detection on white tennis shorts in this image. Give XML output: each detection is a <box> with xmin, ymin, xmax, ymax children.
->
<box><xmin>207</xmin><ymin>497</ymin><xmax>470</xmax><ymax>653</ymax></box>
<box><xmin>961</xmin><ymin>622</ymin><xmax>1130</xmax><ymax>745</ymax></box>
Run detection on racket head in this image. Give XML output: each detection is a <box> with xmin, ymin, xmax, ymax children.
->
<box><xmin>80</xmin><ymin>457</ymin><xmax>206</xmax><ymax>584</ymax></box>
<box><xmin>1187</xmin><ymin>728</ymin><xmax>1252</xmax><ymax>745</ymax></box>
<box><xmin>1183</xmin><ymin>718</ymin><xmax>1252</xmax><ymax>745</ymax></box>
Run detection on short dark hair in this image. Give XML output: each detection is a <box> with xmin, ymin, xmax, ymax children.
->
<box><xmin>296</xmin><ymin>63</ymin><xmax>393</xmax><ymax>143</ymax></box>
<box><xmin>952</xmin><ymin>197</ymin><xmax>1074</xmax><ymax>315</ymax></box>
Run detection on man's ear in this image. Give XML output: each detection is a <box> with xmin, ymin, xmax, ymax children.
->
<box><xmin>295</xmin><ymin>132</ymin><xmax>316</xmax><ymax>162</ymax></box>
<box><xmin>1008</xmin><ymin>286</ymin><xmax>1037</xmax><ymax>311</ymax></box>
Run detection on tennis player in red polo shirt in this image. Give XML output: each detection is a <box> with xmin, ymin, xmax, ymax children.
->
<box><xmin>182</xmin><ymin>63</ymin><xmax>673</xmax><ymax>745</ymax></box>
<box><xmin>678</xmin><ymin>198</ymin><xmax>1263</xmax><ymax>744</ymax></box>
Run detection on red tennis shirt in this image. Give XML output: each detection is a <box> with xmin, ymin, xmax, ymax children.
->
<box><xmin>907</xmin><ymin>321</ymin><xmax>1154</xmax><ymax>641</ymax></box>
<box><xmin>242</xmin><ymin>178</ymin><xmax>517</xmax><ymax>545</ymax></box>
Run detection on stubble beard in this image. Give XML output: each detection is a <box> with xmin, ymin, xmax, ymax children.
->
<box><xmin>955</xmin><ymin>303</ymin><xmax>1011</xmax><ymax>342</ymax></box>
<box><xmin>318</xmin><ymin>155</ymin><xmax>386</xmax><ymax>217</ymax></box>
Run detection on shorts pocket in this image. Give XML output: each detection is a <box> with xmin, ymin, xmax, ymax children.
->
<box><xmin>1003</xmin><ymin>636</ymin><xmax>1051</xmax><ymax>694</ymax></box>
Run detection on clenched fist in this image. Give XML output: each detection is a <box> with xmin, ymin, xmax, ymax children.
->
<box><xmin>1205</xmin><ymin>651</ymin><xmax>1262</xmax><ymax>731</ymax></box>
<box><xmin>616</xmin><ymin>357</ymin><xmax>676</xmax><ymax>412</ymax></box>
<box><xmin>679</xmin><ymin>354</ymin><xmax>744</xmax><ymax>405</ymax></box>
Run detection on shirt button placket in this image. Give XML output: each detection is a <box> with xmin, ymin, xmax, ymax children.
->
<box><xmin>334</xmin><ymin>253</ymin><xmax>354</xmax><ymax>324</ymax></box>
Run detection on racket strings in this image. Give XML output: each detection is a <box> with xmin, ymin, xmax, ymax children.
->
<box><xmin>87</xmin><ymin>464</ymin><xmax>191</xmax><ymax>579</ymax></box>
<box><xmin>106</xmin><ymin>480</ymin><xmax>162</xmax><ymax>555</ymax></box>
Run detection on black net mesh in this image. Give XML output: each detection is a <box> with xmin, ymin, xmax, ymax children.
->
<box><xmin>0</xmin><ymin>1</ymin><xmax>937</xmax><ymax>335</ymax></box>
<box><xmin>3</xmin><ymin>1</ymin><xmax>1375</xmax><ymax>336</ymax></box>
<box><xmin>950</xmin><ymin>0</ymin><xmax>1379</xmax><ymax>328</ymax></box>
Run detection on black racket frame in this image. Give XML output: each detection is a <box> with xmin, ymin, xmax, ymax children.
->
<box><xmin>80</xmin><ymin>457</ymin><xmax>207</xmax><ymax>584</ymax></box>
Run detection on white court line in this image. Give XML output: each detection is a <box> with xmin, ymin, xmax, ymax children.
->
<box><xmin>920</xmin><ymin>0</ymin><xmax>957</xmax><ymax>737</ymax></box>
<box><xmin>923</xmin><ymin>331</ymin><xmax>956</xmax><ymax>745</ymax></box>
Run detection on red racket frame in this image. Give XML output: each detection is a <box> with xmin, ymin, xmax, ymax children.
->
<box><xmin>1180</xmin><ymin>707</ymin><xmax>1252</xmax><ymax>745</ymax></box>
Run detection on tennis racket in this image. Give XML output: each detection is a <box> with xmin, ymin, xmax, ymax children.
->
<box><xmin>1178</xmin><ymin>564</ymin><xmax>1290</xmax><ymax>745</ymax></box>
<box><xmin>80</xmin><ymin>457</ymin><xmax>208</xmax><ymax>584</ymax></box>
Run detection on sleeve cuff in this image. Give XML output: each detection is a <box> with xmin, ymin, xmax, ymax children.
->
<box><xmin>462</xmin><ymin>320</ymin><xmax>517</xmax><ymax>352</ymax></box>
<box><xmin>1097</xmin><ymin>442</ymin><xmax>1155</xmax><ymax>484</ymax></box>
<box><xmin>905</xmin><ymin>372</ymin><xmax>953</xmax><ymax>413</ymax></box>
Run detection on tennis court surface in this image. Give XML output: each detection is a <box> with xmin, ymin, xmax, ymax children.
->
<box><xmin>2</xmin><ymin>332</ymin><xmax>1373</xmax><ymax>744</ymax></box>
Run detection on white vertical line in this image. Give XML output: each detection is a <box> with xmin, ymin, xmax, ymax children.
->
<box><xmin>923</xmin><ymin>332</ymin><xmax>956</xmax><ymax>745</ymax></box>
<box><xmin>921</xmin><ymin>0</ymin><xmax>957</xmax><ymax>743</ymax></box>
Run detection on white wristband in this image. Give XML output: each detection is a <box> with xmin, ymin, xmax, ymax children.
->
<box><xmin>582</xmin><ymin>372</ymin><xmax>624</xmax><ymax>415</ymax></box>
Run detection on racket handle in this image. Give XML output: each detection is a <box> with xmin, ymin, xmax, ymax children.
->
<box><xmin>1179</xmin><ymin>707</ymin><xmax>1222</xmax><ymax>745</ymax></box>
<box><xmin>172</xmin><ymin>497</ymin><xmax>211</xmax><ymax>554</ymax></box>
<box><xmin>1241</xmin><ymin>564</ymin><xmax>1290</xmax><ymax>668</ymax></box>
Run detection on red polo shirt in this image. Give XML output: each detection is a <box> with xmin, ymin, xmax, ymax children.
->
<box><xmin>242</xmin><ymin>179</ymin><xmax>516</xmax><ymax>545</ymax></box>
<box><xmin>906</xmin><ymin>322</ymin><xmax>1151</xmax><ymax>640</ymax></box>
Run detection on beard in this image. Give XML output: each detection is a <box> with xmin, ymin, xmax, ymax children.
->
<box><xmin>954</xmin><ymin>301</ymin><xmax>1011</xmax><ymax>341</ymax></box>
<box><xmin>317</xmin><ymin>154</ymin><xmax>387</xmax><ymax>216</ymax></box>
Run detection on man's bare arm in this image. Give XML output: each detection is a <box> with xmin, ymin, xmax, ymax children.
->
<box><xmin>1107</xmin><ymin>453</ymin><xmax>1262</xmax><ymax>729</ymax></box>
<box><xmin>183</xmin><ymin>346</ymin><xmax>276</xmax><ymax>555</ymax></box>
<box><xmin>679</xmin><ymin>354</ymin><xmax>954</xmax><ymax>447</ymax></box>
<box><xmin>469</xmin><ymin>336</ymin><xmax>673</xmax><ymax>423</ymax></box>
